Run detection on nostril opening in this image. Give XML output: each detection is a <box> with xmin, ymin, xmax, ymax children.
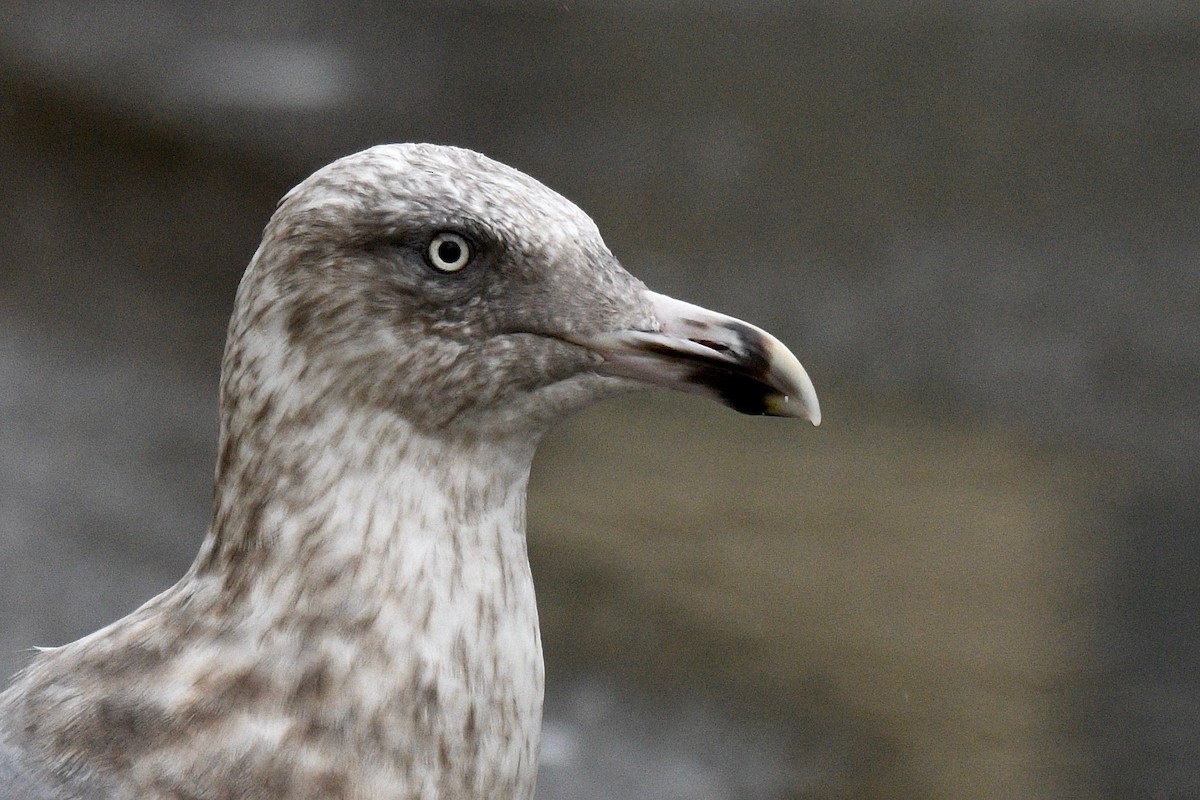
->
<box><xmin>692</xmin><ymin>338</ymin><xmax>732</xmax><ymax>354</ymax></box>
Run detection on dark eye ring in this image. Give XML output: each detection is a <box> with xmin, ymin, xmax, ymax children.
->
<box><xmin>427</xmin><ymin>232</ymin><xmax>472</xmax><ymax>273</ymax></box>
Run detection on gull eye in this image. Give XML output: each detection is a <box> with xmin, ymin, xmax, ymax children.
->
<box><xmin>427</xmin><ymin>232</ymin><xmax>472</xmax><ymax>273</ymax></box>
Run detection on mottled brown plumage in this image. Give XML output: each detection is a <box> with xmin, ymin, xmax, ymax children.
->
<box><xmin>0</xmin><ymin>144</ymin><xmax>818</xmax><ymax>799</ymax></box>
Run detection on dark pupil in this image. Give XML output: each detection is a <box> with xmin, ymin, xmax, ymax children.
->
<box><xmin>437</xmin><ymin>240</ymin><xmax>462</xmax><ymax>264</ymax></box>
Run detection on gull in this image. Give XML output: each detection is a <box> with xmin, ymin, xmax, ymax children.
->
<box><xmin>0</xmin><ymin>143</ymin><xmax>819</xmax><ymax>799</ymax></box>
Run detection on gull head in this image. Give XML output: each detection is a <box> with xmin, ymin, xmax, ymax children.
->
<box><xmin>227</xmin><ymin>143</ymin><xmax>820</xmax><ymax>444</ymax></box>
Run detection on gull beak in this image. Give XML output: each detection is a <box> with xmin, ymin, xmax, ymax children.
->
<box><xmin>578</xmin><ymin>291</ymin><xmax>821</xmax><ymax>425</ymax></box>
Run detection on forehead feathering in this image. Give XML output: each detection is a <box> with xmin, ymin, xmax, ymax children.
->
<box><xmin>275</xmin><ymin>144</ymin><xmax>602</xmax><ymax>251</ymax></box>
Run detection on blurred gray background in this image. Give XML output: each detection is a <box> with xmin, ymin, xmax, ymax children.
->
<box><xmin>0</xmin><ymin>2</ymin><xmax>1197</xmax><ymax>798</ymax></box>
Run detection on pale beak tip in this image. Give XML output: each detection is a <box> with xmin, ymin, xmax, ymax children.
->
<box><xmin>806</xmin><ymin>401</ymin><xmax>822</xmax><ymax>427</ymax></box>
<box><xmin>761</xmin><ymin>337</ymin><xmax>821</xmax><ymax>425</ymax></box>
<box><xmin>766</xmin><ymin>391</ymin><xmax>822</xmax><ymax>425</ymax></box>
